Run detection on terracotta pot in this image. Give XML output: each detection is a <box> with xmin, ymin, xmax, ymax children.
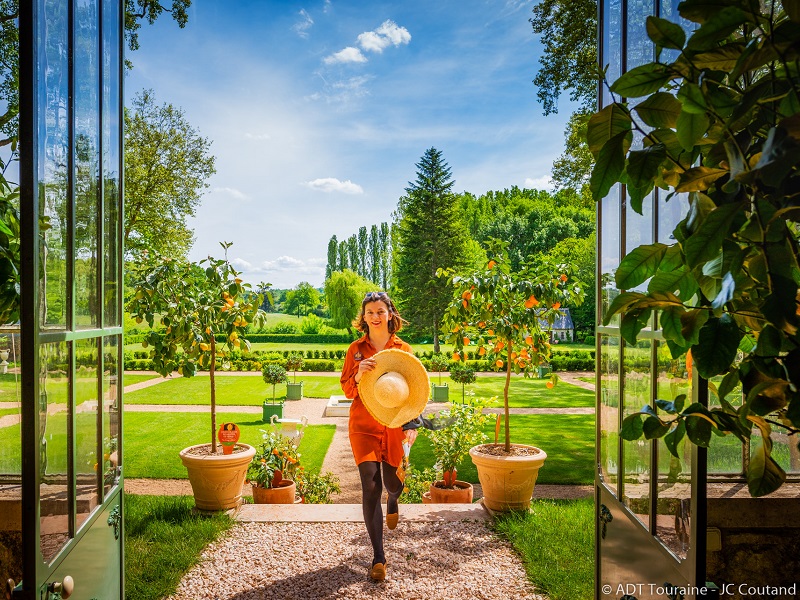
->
<box><xmin>179</xmin><ymin>443</ymin><xmax>255</xmax><ymax>511</ymax></box>
<box><xmin>469</xmin><ymin>443</ymin><xmax>547</xmax><ymax>511</ymax></box>
<box><xmin>252</xmin><ymin>480</ymin><xmax>296</xmax><ymax>504</ymax></box>
<box><xmin>421</xmin><ymin>491</ymin><xmax>433</xmax><ymax>504</ymax></box>
<box><xmin>429</xmin><ymin>480</ymin><xmax>473</xmax><ymax>503</ymax></box>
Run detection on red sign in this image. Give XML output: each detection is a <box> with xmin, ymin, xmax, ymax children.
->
<box><xmin>218</xmin><ymin>423</ymin><xmax>241</xmax><ymax>455</ymax></box>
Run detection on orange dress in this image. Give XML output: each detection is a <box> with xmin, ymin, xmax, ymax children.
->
<box><xmin>341</xmin><ymin>334</ymin><xmax>412</xmax><ymax>467</ymax></box>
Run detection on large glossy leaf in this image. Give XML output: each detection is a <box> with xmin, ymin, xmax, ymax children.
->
<box><xmin>610</xmin><ymin>63</ymin><xmax>673</xmax><ymax>98</ymax></box>
<box><xmin>692</xmin><ymin>313</ymin><xmax>742</xmax><ymax>377</ymax></box>
<box><xmin>664</xmin><ymin>420</ymin><xmax>687</xmax><ymax>458</ymax></box>
<box><xmin>621</xmin><ymin>413</ymin><xmax>645</xmax><ymax>440</ymax></box>
<box><xmin>685</xmin><ymin>413</ymin><xmax>713</xmax><ymax>447</ymax></box>
<box><xmin>660</xmin><ymin>306</ymin><xmax>687</xmax><ymax>345</ymax></box>
<box><xmin>649</xmin><ymin>266</ymin><xmax>698</xmax><ymax>300</ymax></box>
<box><xmin>683</xmin><ymin>201</ymin><xmax>744</xmax><ymax>268</ymax></box>
<box><xmin>694</xmin><ymin>44</ymin><xmax>745</xmax><ymax>70</ymax></box>
<box><xmin>677</xmin><ymin>82</ymin><xmax>708</xmax><ymax>114</ymax></box>
<box><xmin>747</xmin><ymin>379</ymin><xmax>789</xmax><ymax>415</ymax></box>
<box><xmin>686</xmin><ymin>6</ymin><xmax>747</xmax><ymax>50</ymax></box>
<box><xmin>616</xmin><ymin>243</ymin><xmax>668</xmax><ymax>289</ymax></box>
<box><xmin>605</xmin><ymin>291</ymin><xmax>647</xmax><ymax>323</ymax></box>
<box><xmin>587</xmin><ymin>103</ymin><xmax>632</xmax><ymax>157</ymax></box>
<box><xmin>676</xmin><ymin>166</ymin><xmax>728</xmax><ymax>192</ymax></box>
<box><xmin>626</xmin><ymin>145</ymin><xmax>667</xmax><ymax>199</ymax></box>
<box><xmin>635</xmin><ymin>93</ymin><xmax>682</xmax><ymax>128</ymax></box>
<box><xmin>761</xmin><ymin>275</ymin><xmax>800</xmax><ymax>332</ymax></box>
<box><xmin>678</xmin><ymin>0</ymin><xmax>749</xmax><ymax>25</ymax></box>
<box><xmin>717</xmin><ymin>368</ymin><xmax>740</xmax><ymax>402</ymax></box>
<box><xmin>676</xmin><ymin>110</ymin><xmax>709</xmax><ymax>151</ymax></box>
<box><xmin>643</xmin><ymin>415</ymin><xmax>671</xmax><ymax>439</ymax></box>
<box><xmin>646</xmin><ymin>16</ymin><xmax>686</xmax><ymax>50</ymax></box>
<box><xmin>621</xmin><ymin>308</ymin><xmax>652</xmax><ymax>345</ymax></box>
<box><xmin>590</xmin><ymin>131</ymin><xmax>630</xmax><ymax>200</ymax></box>
<box><xmin>748</xmin><ymin>441</ymin><xmax>786</xmax><ymax>497</ymax></box>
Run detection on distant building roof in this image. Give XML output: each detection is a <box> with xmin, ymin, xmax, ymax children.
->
<box><xmin>540</xmin><ymin>308</ymin><xmax>574</xmax><ymax>330</ymax></box>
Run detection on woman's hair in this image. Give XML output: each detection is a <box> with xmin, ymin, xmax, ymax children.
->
<box><xmin>354</xmin><ymin>291</ymin><xmax>405</xmax><ymax>334</ymax></box>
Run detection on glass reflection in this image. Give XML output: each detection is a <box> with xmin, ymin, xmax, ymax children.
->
<box><xmin>599</xmin><ymin>335</ymin><xmax>620</xmax><ymax>495</ymax></box>
<box><xmin>654</xmin><ymin>341</ymin><xmax>692</xmax><ymax>559</ymax></box>
<box><xmin>603</xmin><ymin>0</ymin><xmax>622</xmax><ymax>85</ymax></box>
<box><xmin>75</xmin><ymin>338</ymin><xmax>99</xmax><ymax>530</ymax></box>
<box><xmin>103</xmin><ymin>336</ymin><xmax>120</xmax><ymax>497</ymax></box>
<box><xmin>39</xmin><ymin>0</ymin><xmax>69</xmax><ymax>328</ymax></box>
<box><xmin>102</xmin><ymin>0</ymin><xmax>121</xmax><ymax>327</ymax></box>
<box><xmin>75</xmin><ymin>0</ymin><xmax>100</xmax><ymax>329</ymax></box>
<box><xmin>601</xmin><ymin>183</ymin><xmax>621</xmax><ymax>325</ymax></box>
<box><xmin>39</xmin><ymin>341</ymin><xmax>70</xmax><ymax>563</ymax></box>
<box><xmin>658</xmin><ymin>191</ymin><xmax>689</xmax><ymax>244</ymax></box>
<box><xmin>622</xmin><ymin>339</ymin><xmax>652</xmax><ymax>529</ymax></box>
<box><xmin>627</xmin><ymin>0</ymin><xmax>653</xmax><ymax>70</ymax></box>
<box><xmin>0</xmin><ymin>332</ymin><xmax>21</xmax><ymax>586</ymax></box>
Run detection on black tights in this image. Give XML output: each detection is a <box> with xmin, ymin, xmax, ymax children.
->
<box><xmin>357</xmin><ymin>461</ymin><xmax>403</xmax><ymax>566</ymax></box>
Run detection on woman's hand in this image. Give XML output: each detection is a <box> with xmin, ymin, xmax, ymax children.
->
<box><xmin>404</xmin><ymin>429</ymin><xmax>417</xmax><ymax>446</ymax></box>
<box><xmin>354</xmin><ymin>357</ymin><xmax>376</xmax><ymax>384</ymax></box>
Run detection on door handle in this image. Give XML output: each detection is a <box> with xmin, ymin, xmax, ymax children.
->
<box><xmin>47</xmin><ymin>575</ymin><xmax>74</xmax><ymax>599</ymax></box>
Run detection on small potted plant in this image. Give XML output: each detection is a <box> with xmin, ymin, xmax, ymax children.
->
<box><xmin>262</xmin><ymin>363</ymin><xmax>287</xmax><ymax>420</ymax></box>
<box><xmin>421</xmin><ymin>397</ymin><xmax>492</xmax><ymax>503</ymax></box>
<box><xmin>449</xmin><ymin>363</ymin><xmax>476</xmax><ymax>403</ymax></box>
<box><xmin>429</xmin><ymin>353</ymin><xmax>450</xmax><ymax>402</ymax></box>
<box><xmin>284</xmin><ymin>352</ymin><xmax>304</xmax><ymax>400</ymax></box>
<box><xmin>247</xmin><ymin>428</ymin><xmax>301</xmax><ymax>504</ymax></box>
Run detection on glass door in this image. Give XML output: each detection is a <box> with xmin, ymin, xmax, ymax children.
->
<box><xmin>14</xmin><ymin>0</ymin><xmax>124</xmax><ymax>598</ymax></box>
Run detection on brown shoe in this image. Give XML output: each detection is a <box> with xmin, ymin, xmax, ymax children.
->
<box><xmin>370</xmin><ymin>562</ymin><xmax>386</xmax><ymax>581</ymax></box>
<box><xmin>386</xmin><ymin>512</ymin><xmax>398</xmax><ymax>530</ymax></box>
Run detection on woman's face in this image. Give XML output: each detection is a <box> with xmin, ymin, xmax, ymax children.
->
<box><xmin>363</xmin><ymin>300</ymin><xmax>391</xmax><ymax>333</ymax></box>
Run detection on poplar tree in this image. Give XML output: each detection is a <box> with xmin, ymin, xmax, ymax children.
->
<box><xmin>338</xmin><ymin>240</ymin><xmax>348</xmax><ymax>271</ymax></box>
<box><xmin>357</xmin><ymin>226</ymin><xmax>369</xmax><ymax>279</ymax></box>
<box><xmin>369</xmin><ymin>224</ymin><xmax>380</xmax><ymax>285</ymax></box>
<box><xmin>394</xmin><ymin>147</ymin><xmax>469</xmax><ymax>352</ymax></box>
<box><xmin>326</xmin><ymin>235</ymin><xmax>338</xmax><ymax>279</ymax></box>
<box><xmin>347</xmin><ymin>235</ymin><xmax>358</xmax><ymax>277</ymax></box>
<box><xmin>379</xmin><ymin>222</ymin><xmax>391</xmax><ymax>289</ymax></box>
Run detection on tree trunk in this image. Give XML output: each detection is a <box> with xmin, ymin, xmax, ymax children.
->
<box><xmin>504</xmin><ymin>340</ymin><xmax>512</xmax><ymax>453</ymax></box>
<box><xmin>433</xmin><ymin>324</ymin><xmax>440</xmax><ymax>354</ymax></box>
<box><xmin>210</xmin><ymin>336</ymin><xmax>217</xmax><ymax>453</ymax></box>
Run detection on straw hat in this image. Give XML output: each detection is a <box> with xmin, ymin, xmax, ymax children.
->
<box><xmin>358</xmin><ymin>349</ymin><xmax>430</xmax><ymax>428</ymax></box>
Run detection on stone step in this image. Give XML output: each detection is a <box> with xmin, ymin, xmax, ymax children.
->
<box><xmin>237</xmin><ymin>502</ymin><xmax>490</xmax><ymax>523</ymax></box>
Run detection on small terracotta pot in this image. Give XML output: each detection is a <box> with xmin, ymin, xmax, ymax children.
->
<box><xmin>421</xmin><ymin>491</ymin><xmax>433</xmax><ymax>504</ymax></box>
<box><xmin>429</xmin><ymin>480</ymin><xmax>473</xmax><ymax>503</ymax></box>
<box><xmin>252</xmin><ymin>480</ymin><xmax>296</xmax><ymax>504</ymax></box>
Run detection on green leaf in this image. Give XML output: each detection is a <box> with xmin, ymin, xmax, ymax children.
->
<box><xmin>621</xmin><ymin>308</ymin><xmax>652</xmax><ymax>345</ymax></box>
<box><xmin>676</xmin><ymin>110</ymin><xmax>709</xmax><ymax>151</ymax></box>
<box><xmin>664</xmin><ymin>420</ymin><xmax>687</xmax><ymax>458</ymax></box>
<box><xmin>677</xmin><ymin>82</ymin><xmax>708</xmax><ymax>114</ymax></box>
<box><xmin>786</xmin><ymin>1</ymin><xmax>800</xmax><ymax>23</ymax></box>
<box><xmin>649</xmin><ymin>266</ymin><xmax>699</xmax><ymax>300</ymax></box>
<box><xmin>683</xmin><ymin>201</ymin><xmax>744</xmax><ymax>268</ymax></box>
<box><xmin>747</xmin><ymin>442</ymin><xmax>786</xmax><ymax>497</ymax></box>
<box><xmin>660</xmin><ymin>306</ymin><xmax>687</xmax><ymax>346</ymax></box>
<box><xmin>610</xmin><ymin>63</ymin><xmax>673</xmax><ymax>98</ymax></box>
<box><xmin>755</xmin><ymin>324</ymin><xmax>783</xmax><ymax>357</ymax></box>
<box><xmin>686</xmin><ymin>7</ymin><xmax>747</xmax><ymax>50</ymax></box>
<box><xmin>761</xmin><ymin>275</ymin><xmax>800</xmax><ymax>332</ymax></box>
<box><xmin>685</xmin><ymin>414</ymin><xmax>713</xmax><ymax>447</ymax></box>
<box><xmin>747</xmin><ymin>379</ymin><xmax>789</xmax><ymax>416</ymax></box>
<box><xmin>646</xmin><ymin>16</ymin><xmax>686</xmax><ymax>50</ymax></box>
<box><xmin>643</xmin><ymin>415</ymin><xmax>671</xmax><ymax>439</ymax></box>
<box><xmin>605</xmin><ymin>291</ymin><xmax>647</xmax><ymax>322</ymax></box>
<box><xmin>691</xmin><ymin>313</ymin><xmax>742</xmax><ymax>378</ymax></box>
<box><xmin>717</xmin><ymin>368</ymin><xmax>740</xmax><ymax>402</ymax></box>
<box><xmin>693</xmin><ymin>44</ymin><xmax>745</xmax><ymax>70</ymax></box>
<box><xmin>590</xmin><ymin>131</ymin><xmax>630</xmax><ymax>200</ymax></box>
<box><xmin>678</xmin><ymin>0</ymin><xmax>748</xmax><ymax>25</ymax></box>
<box><xmin>656</xmin><ymin>397</ymin><xmax>682</xmax><ymax>413</ymax></box>
<box><xmin>625</xmin><ymin>145</ymin><xmax>667</xmax><ymax>198</ymax></box>
<box><xmin>621</xmin><ymin>413</ymin><xmax>645</xmax><ymax>440</ymax></box>
<box><xmin>635</xmin><ymin>93</ymin><xmax>682</xmax><ymax>129</ymax></box>
<box><xmin>615</xmin><ymin>243</ymin><xmax>668</xmax><ymax>289</ymax></box>
<box><xmin>676</xmin><ymin>166</ymin><xmax>728</xmax><ymax>192</ymax></box>
<box><xmin>587</xmin><ymin>103</ymin><xmax>632</xmax><ymax>157</ymax></box>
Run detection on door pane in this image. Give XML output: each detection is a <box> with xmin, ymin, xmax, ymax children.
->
<box><xmin>603</xmin><ymin>0</ymin><xmax>622</xmax><ymax>85</ymax></box>
<box><xmin>601</xmin><ymin>184</ymin><xmax>621</xmax><ymax>325</ymax></box>
<box><xmin>655</xmin><ymin>341</ymin><xmax>692</xmax><ymax>559</ymax></box>
<box><xmin>40</xmin><ymin>341</ymin><xmax>70</xmax><ymax>563</ymax></box>
<box><xmin>102</xmin><ymin>0</ymin><xmax>121</xmax><ymax>327</ymax></box>
<box><xmin>622</xmin><ymin>339</ymin><xmax>652</xmax><ymax>529</ymax></box>
<box><xmin>0</xmin><ymin>334</ymin><xmax>22</xmax><ymax>586</ymax></box>
<box><xmin>39</xmin><ymin>0</ymin><xmax>70</xmax><ymax>328</ymax></box>
<box><xmin>599</xmin><ymin>335</ymin><xmax>620</xmax><ymax>494</ymax></box>
<box><xmin>76</xmin><ymin>338</ymin><xmax>100</xmax><ymax>530</ymax></box>
<box><xmin>627</xmin><ymin>0</ymin><xmax>654</xmax><ymax>70</ymax></box>
<box><xmin>103</xmin><ymin>336</ymin><xmax>120</xmax><ymax>497</ymax></box>
<box><xmin>75</xmin><ymin>0</ymin><xmax>100</xmax><ymax>329</ymax></box>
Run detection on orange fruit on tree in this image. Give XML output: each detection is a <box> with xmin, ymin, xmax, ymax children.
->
<box><xmin>462</xmin><ymin>299</ymin><xmax>469</xmax><ymax>309</ymax></box>
<box><xmin>525</xmin><ymin>295</ymin><xmax>539</xmax><ymax>309</ymax></box>
<box><xmin>495</xmin><ymin>341</ymin><xmax>505</xmax><ymax>350</ymax></box>
<box><xmin>546</xmin><ymin>381</ymin><xmax>554</xmax><ymax>389</ymax></box>
<box><xmin>488</xmin><ymin>329</ymin><xmax>495</xmax><ymax>336</ymax></box>
<box><xmin>525</xmin><ymin>335</ymin><xmax>534</xmax><ymax>345</ymax></box>
<box><xmin>462</xmin><ymin>290</ymin><xmax>472</xmax><ymax>300</ymax></box>
<box><xmin>553</xmin><ymin>302</ymin><xmax>561</xmax><ymax>310</ymax></box>
<box><xmin>488</xmin><ymin>260</ymin><xmax>497</xmax><ymax>269</ymax></box>
<box><xmin>451</xmin><ymin>325</ymin><xmax>460</xmax><ymax>333</ymax></box>
<box><xmin>463</xmin><ymin>337</ymin><xmax>470</xmax><ymax>346</ymax></box>
<box><xmin>560</xmin><ymin>274</ymin><xmax>568</xmax><ymax>282</ymax></box>
<box><xmin>478</xmin><ymin>321</ymin><xmax>485</xmax><ymax>328</ymax></box>
<box><xmin>510</xmin><ymin>352</ymin><xmax>518</xmax><ymax>360</ymax></box>
<box><xmin>478</xmin><ymin>346</ymin><xmax>486</xmax><ymax>356</ymax></box>
<box><xmin>495</xmin><ymin>359</ymin><xmax>504</xmax><ymax>368</ymax></box>
<box><xmin>452</xmin><ymin>352</ymin><xmax>461</xmax><ymax>362</ymax></box>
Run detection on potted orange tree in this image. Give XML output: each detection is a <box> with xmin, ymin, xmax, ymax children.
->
<box><xmin>126</xmin><ymin>242</ymin><xmax>267</xmax><ymax>511</ymax></box>
<box><xmin>429</xmin><ymin>353</ymin><xmax>450</xmax><ymax>401</ymax></box>
<box><xmin>285</xmin><ymin>352</ymin><xmax>304</xmax><ymax>400</ymax></box>
<box><xmin>247</xmin><ymin>428</ymin><xmax>301</xmax><ymax>504</ymax></box>
<box><xmin>439</xmin><ymin>239</ymin><xmax>583</xmax><ymax>510</ymax></box>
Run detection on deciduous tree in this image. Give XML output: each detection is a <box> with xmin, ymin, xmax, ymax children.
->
<box><xmin>324</xmin><ymin>269</ymin><xmax>372</xmax><ymax>335</ymax></box>
<box><xmin>283</xmin><ymin>282</ymin><xmax>320</xmax><ymax>318</ymax></box>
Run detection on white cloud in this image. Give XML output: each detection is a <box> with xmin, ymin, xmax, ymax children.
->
<box><xmin>306</xmin><ymin>74</ymin><xmax>372</xmax><ymax>103</ymax></box>
<box><xmin>292</xmin><ymin>9</ymin><xmax>314</xmax><ymax>39</ymax></box>
<box><xmin>211</xmin><ymin>186</ymin><xmax>249</xmax><ymax>200</ymax></box>
<box><xmin>323</xmin><ymin>46</ymin><xmax>367</xmax><ymax>65</ymax></box>
<box><xmin>231</xmin><ymin>257</ymin><xmax>253</xmax><ymax>271</ymax></box>
<box><xmin>357</xmin><ymin>20</ymin><xmax>411</xmax><ymax>53</ymax></box>
<box><xmin>524</xmin><ymin>176</ymin><xmax>555</xmax><ymax>191</ymax></box>
<box><xmin>303</xmin><ymin>177</ymin><xmax>364</xmax><ymax>194</ymax></box>
<box><xmin>244</xmin><ymin>132</ymin><xmax>271</xmax><ymax>141</ymax></box>
<box><xmin>323</xmin><ymin>0</ymin><xmax>332</xmax><ymax>13</ymax></box>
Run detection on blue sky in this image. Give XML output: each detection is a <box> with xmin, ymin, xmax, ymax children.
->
<box><xmin>125</xmin><ymin>0</ymin><xmax>577</xmax><ymax>288</ymax></box>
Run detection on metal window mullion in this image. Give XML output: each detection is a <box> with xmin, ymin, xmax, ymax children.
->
<box><xmin>67</xmin><ymin>0</ymin><xmax>77</xmax><ymax>542</ymax></box>
<box><xmin>96</xmin><ymin>0</ymin><xmax>106</xmax><ymax>505</ymax></box>
<box><xmin>649</xmin><ymin>339</ymin><xmax>658</xmax><ymax>536</ymax></box>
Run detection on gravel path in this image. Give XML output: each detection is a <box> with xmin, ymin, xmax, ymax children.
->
<box><xmin>167</xmin><ymin>521</ymin><xmax>543</xmax><ymax>600</ymax></box>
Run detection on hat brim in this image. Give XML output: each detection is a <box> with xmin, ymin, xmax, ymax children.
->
<box><xmin>358</xmin><ymin>349</ymin><xmax>430</xmax><ymax>428</ymax></box>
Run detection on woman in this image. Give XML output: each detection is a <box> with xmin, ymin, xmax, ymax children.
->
<box><xmin>340</xmin><ymin>291</ymin><xmax>419</xmax><ymax>582</ymax></box>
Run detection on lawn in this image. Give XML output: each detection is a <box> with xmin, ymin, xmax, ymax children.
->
<box><xmin>124</xmin><ymin>373</ymin><xmax>595</xmax><ymax>409</ymax></box>
<box><xmin>495</xmin><ymin>498</ymin><xmax>594</xmax><ymax>600</ymax></box>
<box><xmin>410</xmin><ymin>414</ymin><xmax>595</xmax><ymax>485</ymax></box>
<box><xmin>0</xmin><ymin>406</ymin><xmax>17</xmax><ymax>418</ymax></box>
<box><xmin>125</xmin><ymin>494</ymin><xmax>233</xmax><ymax>600</ymax></box>
<box><xmin>123</xmin><ymin>411</ymin><xmax>335</xmax><ymax>478</ymax></box>
<box><xmin>122</xmin><ymin>373</ymin><xmax>160</xmax><ymax>387</ymax></box>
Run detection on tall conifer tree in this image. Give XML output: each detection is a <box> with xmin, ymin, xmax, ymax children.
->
<box><xmin>394</xmin><ymin>147</ymin><xmax>468</xmax><ymax>351</ymax></box>
<box><xmin>326</xmin><ymin>235</ymin><xmax>338</xmax><ymax>279</ymax></box>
